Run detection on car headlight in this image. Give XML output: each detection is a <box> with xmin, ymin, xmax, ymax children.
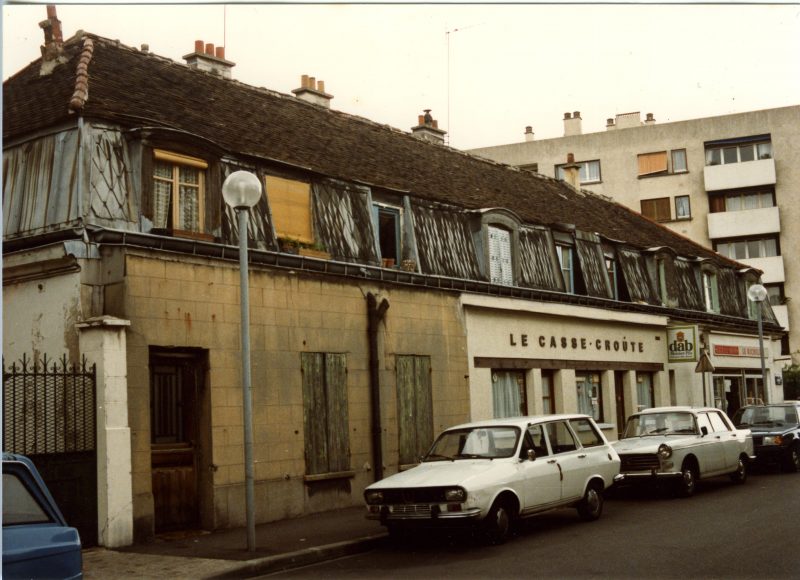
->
<box><xmin>444</xmin><ymin>487</ymin><xmax>467</xmax><ymax>502</ymax></box>
<box><xmin>657</xmin><ymin>444</ymin><xmax>673</xmax><ymax>459</ymax></box>
<box><xmin>763</xmin><ymin>435</ymin><xmax>784</xmax><ymax>446</ymax></box>
<box><xmin>364</xmin><ymin>490</ymin><xmax>384</xmax><ymax>505</ymax></box>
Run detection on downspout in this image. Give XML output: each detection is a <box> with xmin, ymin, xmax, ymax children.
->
<box><xmin>367</xmin><ymin>292</ymin><xmax>390</xmax><ymax>481</ymax></box>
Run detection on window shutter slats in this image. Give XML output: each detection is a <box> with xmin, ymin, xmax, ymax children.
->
<box><xmin>638</xmin><ymin>152</ymin><xmax>668</xmax><ymax>176</ymax></box>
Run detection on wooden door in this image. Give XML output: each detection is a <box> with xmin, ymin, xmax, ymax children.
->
<box><xmin>150</xmin><ymin>352</ymin><xmax>202</xmax><ymax>532</ymax></box>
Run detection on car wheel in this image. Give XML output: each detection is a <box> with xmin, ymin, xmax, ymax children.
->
<box><xmin>483</xmin><ymin>500</ymin><xmax>512</xmax><ymax>545</ymax></box>
<box><xmin>729</xmin><ymin>456</ymin><xmax>747</xmax><ymax>484</ymax></box>
<box><xmin>577</xmin><ymin>482</ymin><xmax>604</xmax><ymax>521</ymax></box>
<box><xmin>676</xmin><ymin>462</ymin><xmax>697</xmax><ymax>498</ymax></box>
<box><xmin>782</xmin><ymin>446</ymin><xmax>800</xmax><ymax>473</ymax></box>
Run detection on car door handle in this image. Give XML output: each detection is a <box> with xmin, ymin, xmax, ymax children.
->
<box><xmin>731</xmin><ymin>434</ymin><xmax>737</xmax><ymax>438</ymax></box>
<box><xmin>578</xmin><ymin>454</ymin><xmax>587</xmax><ymax>459</ymax></box>
<box><xmin>547</xmin><ymin>459</ymin><xmax>557</xmax><ymax>464</ymax></box>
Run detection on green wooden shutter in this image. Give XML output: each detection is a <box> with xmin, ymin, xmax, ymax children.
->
<box><xmin>325</xmin><ymin>353</ymin><xmax>349</xmax><ymax>472</ymax></box>
<box><xmin>301</xmin><ymin>353</ymin><xmax>328</xmax><ymax>475</ymax></box>
<box><xmin>414</xmin><ymin>356</ymin><xmax>434</xmax><ymax>458</ymax></box>
<box><xmin>396</xmin><ymin>355</ymin><xmax>416</xmax><ymax>465</ymax></box>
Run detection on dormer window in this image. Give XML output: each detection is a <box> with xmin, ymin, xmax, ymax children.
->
<box><xmin>556</xmin><ymin>244</ymin><xmax>574</xmax><ymax>293</ymax></box>
<box><xmin>153</xmin><ymin>150</ymin><xmax>207</xmax><ymax>234</ymax></box>
<box><xmin>373</xmin><ymin>203</ymin><xmax>402</xmax><ymax>267</ymax></box>
<box><xmin>702</xmin><ymin>269</ymin><xmax>720</xmax><ymax>313</ymax></box>
<box><xmin>265</xmin><ymin>175</ymin><xmax>314</xmax><ymax>247</ymax></box>
<box><xmin>488</xmin><ymin>225</ymin><xmax>513</xmax><ymax>285</ymax></box>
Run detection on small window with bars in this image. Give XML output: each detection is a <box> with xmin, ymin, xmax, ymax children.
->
<box><xmin>152</xmin><ymin>150</ymin><xmax>207</xmax><ymax>234</ymax></box>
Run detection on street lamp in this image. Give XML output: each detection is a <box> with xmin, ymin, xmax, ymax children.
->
<box><xmin>222</xmin><ymin>170</ymin><xmax>262</xmax><ymax>552</ymax></box>
<box><xmin>747</xmin><ymin>283</ymin><xmax>768</xmax><ymax>405</ymax></box>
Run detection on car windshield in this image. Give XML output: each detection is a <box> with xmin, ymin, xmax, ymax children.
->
<box><xmin>423</xmin><ymin>426</ymin><xmax>521</xmax><ymax>461</ymax></box>
<box><xmin>622</xmin><ymin>412</ymin><xmax>698</xmax><ymax>438</ymax></box>
<box><xmin>733</xmin><ymin>406</ymin><xmax>799</xmax><ymax>427</ymax></box>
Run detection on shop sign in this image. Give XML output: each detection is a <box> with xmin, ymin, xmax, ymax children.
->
<box><xmin>713</xmin><ymin>344</ymin><xmax>763</xmax><ymax>358</ymax></box>
<box><xmin>667</xmin><ymin>325</ymin><xmax>697</xmax><ymax>363</ymax></box>
<box><xmin>508</xmin><ymin>333</ymin><xmax>645</xmax><ymax>355</ymax></box>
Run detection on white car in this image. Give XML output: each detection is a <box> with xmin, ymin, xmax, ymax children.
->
<box><xmin>364</xmin><ymin>414</ymin><xmax>620</xmax><ymax>543</ymax></box>
<box><xmin>613</xmin><ymin>406</ymin><xmax>755</xmax><ymax>497</ymax></box>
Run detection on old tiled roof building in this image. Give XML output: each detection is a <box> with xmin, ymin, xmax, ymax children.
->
<box><xmin>3</xmin><ymin>22</ymin><xmax>784</xmax><ymax>546</ymax></box>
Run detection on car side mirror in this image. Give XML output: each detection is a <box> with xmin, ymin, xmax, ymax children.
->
<box><xmin>701</xmin><ymin>426</ymin><xmax>709</xmax><ymax>437</ymax></box>
<box><xmin>527</xmin><ymin>449</ymin><xmax>536</xmax><ymax>461</ymax></box>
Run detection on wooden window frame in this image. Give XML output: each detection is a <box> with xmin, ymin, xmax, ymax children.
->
<box><xmin>637</xmin><ymin>151</ymin><xmax>668</xmax><ymax>177</ymax></box>
<box><xmin>556</xmin><ymin>244</ymin><xmax>574</xmax><ymax>293</ymax></box>
<box><xmin>641</xmin><ymin>197</ymin><xmax>671</xmax><ymax>222</ymax></box>
<box><xmin>671</xmin><ymin>149</ymin><xmax>688</xmax><ymax>173</ymax></box>
<box><xmin>675</xmin><ymin>195</ymin><xmax>691</xmax><ymax>220</ymax></box>
<box><xmin>152</xmin><ymin>149</ymin><xmax>208</xmax><ymax>238</ymax></box>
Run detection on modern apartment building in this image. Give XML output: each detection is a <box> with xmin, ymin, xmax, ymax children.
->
<box><xmin>469</xmin><ymin>106</ymin><xmax>800</xmax><ymax>365</ymax></box>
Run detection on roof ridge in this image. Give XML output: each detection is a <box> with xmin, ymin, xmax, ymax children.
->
<box><xmin>68</xmin><ymin>36</ymin><xmax>94</xmax><ymax>112</ymax></box>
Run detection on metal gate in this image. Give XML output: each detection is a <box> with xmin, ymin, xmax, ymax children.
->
<box><xmin>3</xmin><ymin>354</ymin><xmax>98</xmax><ymax>546</ymax></box>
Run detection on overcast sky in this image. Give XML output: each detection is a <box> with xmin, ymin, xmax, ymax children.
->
<box><xmin>3</xmin><ymin>2</ymin><xmax>799</xmax><ymax>150</ymax></box>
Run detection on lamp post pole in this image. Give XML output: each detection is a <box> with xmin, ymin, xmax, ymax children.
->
<box><xmin>748</xmin><ymin>284</ymin><xmax>769</xmax><ymax>405</ymax></box>
<box><xmin>222</xmin><ymin>171</ymin><xmax>263</xmax><ymax>552</ymax></box>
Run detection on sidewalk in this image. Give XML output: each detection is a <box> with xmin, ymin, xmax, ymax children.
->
<box><xmin>82</xmin><ymin>506</ymin><xmax>386</xmax><ymax>579</ymax></box>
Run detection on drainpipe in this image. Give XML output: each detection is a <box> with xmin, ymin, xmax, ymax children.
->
<box><xmin>367</xmin><ymin>293</ymin><xmax>390</xmax><ymax>481</ymax></box>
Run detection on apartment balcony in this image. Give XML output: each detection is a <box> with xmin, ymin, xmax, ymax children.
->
<box><xmin>703</xmin><ymin>158</ymin><xmax>776</xmax><ymax>192</ymax></box>
<box><xmin>772</xmin><ymin>304</ymin><xmax>790</xmax><ymax>331</ymax></box>
<box><xmin>740</xmin><ymin>255</ymin><xmax>785</xmax><ymax>284</ymax></box>
<box><xmin>707</xmin><ymin>206</ymin><xmax>781</xmax><ymax>240</ymax></box>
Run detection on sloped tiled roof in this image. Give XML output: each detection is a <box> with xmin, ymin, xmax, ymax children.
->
<box><xmin>3</xmin><ymin>33</ymin><xmax>739</xmax><ymax>267</ymax></box>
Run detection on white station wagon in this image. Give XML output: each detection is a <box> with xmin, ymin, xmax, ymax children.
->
<box><xmin>364</xmin><ymin>414</ymin><xmax>620</xmax><ymax>543</ymax></box>
<box><xmin>613</xmin><ymin>406</ymin><xmax>755</xmax><ymax>497</ymax></box>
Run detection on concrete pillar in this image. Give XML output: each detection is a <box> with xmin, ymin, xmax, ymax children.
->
<box><xmin>622</xmin><ymin>370</ymin><xmax>638</xmax><ymax>419</ymax></box>
<box><xmin>601</xmin><ymin>370</ymin><xmax>616</xmax><ymax>427</ymax></box>
<box><xmin>77</xmin><ymin>315</ymin><xmax>133</xmax><ymax>548</ymax></box>
<box><xmin>554</xmin><ymin>369</ymin><xmax>577</xmax><ymax>414</ymax></box>
<box><xmin>526</xmin><ymin>368</ymin><xmax>543</xmax><ymax>415</ymax></box>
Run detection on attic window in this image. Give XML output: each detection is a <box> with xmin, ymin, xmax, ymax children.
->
<box><xmin>488</xmin><ymin>226</ymin><xmax>513</xmax><ymax>285</ymax></box>
<box><xmin>153</xmin><ymin>150</ymin><xmax>207</xmax><ymax>235</ymax></box>
<box><xmin>372</xmin><ymin>203</ymin><xmax>402</xmax><ymax>267</ymax></box>
<box><xmin>265</xmin><ymin>176</ymin><xmax>313</xmax><ymax>245</ymax></box>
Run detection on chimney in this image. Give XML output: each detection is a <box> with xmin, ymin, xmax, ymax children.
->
<box><xmin>411</xmin><ymin>109</ymin><xmax>447</xmax><ymax>145</ymax></box>
<box><xmin>606</xmin><ymin>118</ymin><xmax>616</xmax><ymax>131</ymax></box>
<box><xmin>39</xmin><ymin>4</ymin><xmax>67</xmax><ymax>75</ymax></box>
<box><xmin>645</xmin><ymin>112</ymin><xmax>656</xmax><ymax>126</ymax></box>
<box><xmin>292</xmin><ymin>74</ymin><xmax>333</xmax><ymax>108</ymax></box>
<box><xmin>524</xmin><ymin>126</ymin><xmax>535</xmax><ymax>142</ymax></box>
<box><xmin>615</xmin><ymin>111</ymin><xmax>641</xmax><ymax>129</ymax></box>
<box><xmin>563</xmin><ymin>110</ymin><xmax>582</xmax><ymax>136</ymax></box>
<box><xmin>183</xmin><ymin>39</ymin><xmax>235</xmax><ymax>79</ymax></box>
<box><xmin>561</xmin><ymin>153</ymin><xmax>581</xmax><ymax>190</ymax></box>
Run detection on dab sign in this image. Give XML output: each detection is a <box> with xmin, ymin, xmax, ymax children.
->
<box><xmin>667</xmin><ymin>326</ymin><xmax>698</xmax><ymax>363</ymax></box>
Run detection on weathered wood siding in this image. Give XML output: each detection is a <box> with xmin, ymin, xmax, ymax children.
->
<box><xmin>575</xmin><ymin>231</ymin><xmax>612</xmax><ymax>299</ymax></box>
<box><xmin>675</xmin><ymin>259</ymin><xmax>705</xmax><ymax>311</ymax></box>
<box><xmin>618</xmin><ymin>247</ymin><xmax>659</xmax><ymax>305</ymax></box>
<box><xmin>396</xmin><ymin>355</ymin><xmax>433</xmax><ymax>465</ymax></box>
<box><xmin>312</xmin><ymin>179</ymin><xmax>379</xmax><ymax>264</ymax></box>
<box><xmin>517</xmin><ymin>226</ymin><xmax>563</xmax><ymax>291</ymax></box>
<box><xmin>3</xmin><ymin>131</ymin><xmax>81</xmax><ymax>237</ymax></box>
<box><xmin>301</xmin><ymin>352</ymin><xmax>350</xmax><ymax>475</ymax></box>
<box><xmin>411</xmin><ymin>204</ymin><xmax>484</xmax><ymax>279</ymax></box>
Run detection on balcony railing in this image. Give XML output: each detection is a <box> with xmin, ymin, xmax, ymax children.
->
<box><xmin>703</xmin><ymin>157</ymin><xmax>776</xmax><ymax>192</ymax></box>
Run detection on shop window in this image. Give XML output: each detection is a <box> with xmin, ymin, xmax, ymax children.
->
<box><xmin>266</xmin><ymin>175</ymin><xmax>314</xmax><ymax>245</ymax></box>
<box><xmin>556</xmin><ymin>244</ymin><xmax>574</xmax><ymax>293</ymax></box>
<box><xmin>702</xmin><ymin>270</ymin><xmax>720</xmax><ymax>313</ymax></box>
<box><xmin>372</xmin><ymin>203</ymin><xmax>402</xmax><ymax>267</ymax></box>
<box><xmin>715</xmin><ymin>236</ymin><xmax>779</xmax><ymax>260</ymax></box>
<box><xmin>637</xmin><ymin>151</ymin><xmax>668</xmax><ymax>176</ymax></box>
<box><xmin>636</xmin><ymin>372</ymin><xmax>654</xmax><ymax>411</ymax></box>
<box><xmin>152</xmin><ymin>150</ymin><xmax>207</xmax><ymax>235</ymax></box>
<box><xmin>301</xmin><ymin>352</ymin><xmax>350</xmax><ymax>475</ymax></box>
<box><xmin>492</xmin><ymin>370</ymin><xmax>527</xmax><ymax>418</ymax></box>
<box><xmin>488</xmin><ymin>225</ymin><xmax>513</xmax><ymax>285</ymax></box>
<box><xmin>396</xmin><ymin>355</ymin><xmax>433</xmax><ymax>465</ymax></box>
<box><xmin>671</xmin><ymin>149</ymin><xmax>688</xmax><ymax>173</ymax></box>
<box><xmin>675</xmin><ymin>195</ymin><xmax>691</xmax><ymax>219</ymax></box>
<box><xmin>576</xmin><ymin>373</ymin><xmax>602</xmax><ymax>422</ymax></box>
<box><xmin>641</xmin><ymin>197</ymin><xmax>671</xmax><ymax>222</ymax></box>
<box><xmin>555</xmin><ymin>159</ymin><xmax>601</xmax><ymax>184</ymax></box>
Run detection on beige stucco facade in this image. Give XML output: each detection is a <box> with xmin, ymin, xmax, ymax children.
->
<box><xmin>469</xmin><ymin>106</ymin><xmax>800</xmax><ymax>365</ymax></box>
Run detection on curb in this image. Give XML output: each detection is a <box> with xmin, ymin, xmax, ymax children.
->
<box><xmin>208</xmin><ymin>533</ymin><xmax>387</xmax><ymax>578</ymax></box>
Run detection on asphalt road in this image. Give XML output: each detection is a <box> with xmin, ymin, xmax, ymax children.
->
<box><xmin>271</xmin><ymin>468</ymin><xmax>800</xmax><ymax>579</ymax></box>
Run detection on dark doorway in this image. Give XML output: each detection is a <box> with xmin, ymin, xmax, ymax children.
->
<box><xmin>149</xmin><ymin>349</ymin><xmax>207</xmax><ymax>532</ymax></box>
<box><xmin>614</xmin><ymin>371</ymin><xmax>626</xmax><ymax>438</ymax></box>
